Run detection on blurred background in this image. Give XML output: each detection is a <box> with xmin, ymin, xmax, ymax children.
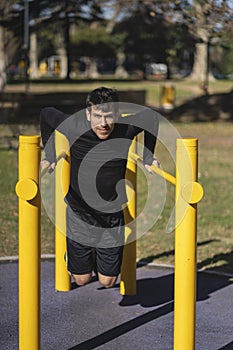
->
<box><xmin>0</xmin><ymin>0</ymin><xmax>233</xmax><ymax>274</ymax></box>
<box><xmin>0</xmin><ymin>0</ymin><xmax>232</xmax><ymax>85</ymax></box>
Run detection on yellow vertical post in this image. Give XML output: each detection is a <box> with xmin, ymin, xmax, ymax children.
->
<box><xmin>161</xmin><ymin>84</ymin><xmax>175</xmax><ymax>110</ymax></box>
<box><xmin>55</xmin><ymin>131</ymin><xmax>71</xmax><ymax>291</ymax></box>
<box><xmin>174</xmin><ymin>138</ymin><xmax>203</xmax><ymax>350</ymax></box>
<box><xmin>16</xmin><ymin>135</ymin><xmax>41</xmax><ymax>350</ymax></box>
<box><xmin>120</xmin><ymin>138</ymin><xmax>137</xmax><ymax>295</ymax></box>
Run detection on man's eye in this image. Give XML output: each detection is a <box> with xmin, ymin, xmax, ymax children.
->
<box><xmin>94</xmin><ymin>114</ymin><xmax>114</xmax><ymax>120</ymax></box>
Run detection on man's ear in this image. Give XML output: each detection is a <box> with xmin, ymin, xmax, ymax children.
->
<box><xmin>86</xmin><ymin>108</ymin><xmax>91</xmax><ymax>121</ymax></box>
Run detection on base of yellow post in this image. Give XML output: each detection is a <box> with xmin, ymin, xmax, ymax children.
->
<box><xmin>55</xmin><ymin>229</ymin><xmax>71</xmax><ymax>292</ymax></box>
<box><xmin>120</xmin><ymin>240</ymin><xmax>136</xmax><ymax>295</ymax></box>
<box><xmin>120</xmin><ymin>208</ymin><xmax>137</xmax><ymax>295</ymax></box>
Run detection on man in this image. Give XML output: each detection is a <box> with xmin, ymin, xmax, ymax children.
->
<box><xmin>40</xmin><ymin>87</ymin><xmax>159</xmax><ymax>288</ymax></box>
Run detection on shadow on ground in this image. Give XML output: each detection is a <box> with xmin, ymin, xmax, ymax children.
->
<box><xmin>0</xmin><ymin>89</ymin><xmax>146</xmax><ymax>124</ymax></box>
<box><xmin>217</xmin><ymin>341</ymin><xmax>233</xmax><ymax>350</ymax></box>
<box><xmin>197</xmin><ymin>250</ymin><xmax>233</xmax><ymax>275</ymax></box>
<box><xmin>67</xmin><ymin>266</ymin><xmax>232</xmax><ymax>350</ymax></box>
<box><xmin>137</xmin><ymin>239</ymin><xmax>233</xmax><ymax>276</ymax></box>
<box><xmin>164</xmin><ymin>89</ymin><xmax>233</xmax><ymax>122</ymax></box>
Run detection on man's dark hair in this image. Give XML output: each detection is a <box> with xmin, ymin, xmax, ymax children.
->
<box><xmin>86</xmin><ymin>87</ymin><xmax>119</xmax><ymax>113</ymax></box>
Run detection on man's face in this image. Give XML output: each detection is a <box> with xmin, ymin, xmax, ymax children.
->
<box><xmin>86</xmin><ymin>106</ymin><xmax>118</xmax><ymax>140</ymax></box>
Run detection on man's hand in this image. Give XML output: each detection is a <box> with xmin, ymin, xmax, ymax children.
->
<box><xmin>144</xmin><ymin>158</ymin><xmax>161</xmax><ymax>174</ymax></box>
<box><xmin>41</xmin><ymin>159</ymin><xmax>56</xmax><ymax>173</ymax></box>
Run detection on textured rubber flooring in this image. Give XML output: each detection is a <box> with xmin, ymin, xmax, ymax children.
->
<box><xmin>0</xmin><ymin>260</ymin><xmax>232</xmax><ymax>350</ymax></box>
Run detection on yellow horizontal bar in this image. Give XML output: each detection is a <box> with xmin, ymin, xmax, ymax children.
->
<box><xmin>40</xmin><ymin>152</ymin><xmax>69</xmax><ymax>178</ymax></box>
<box><xmin>129</xmin><ymin>152</ymin><xmax>176</xmax><ymax>186</ymax></box>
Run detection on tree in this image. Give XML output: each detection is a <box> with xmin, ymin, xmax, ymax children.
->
<box><xmin>102</xmin><ymin>0</ymin><xmax>194</xmax><ymax>78</ymax></box>
<box><xmin>171</xmin><ymin>0</ymin><xmax>233</xmax><ymax>86</ymax></box>
<box><xmin>30</xmin><ymin>0</ymin><xmax>92</xmax><ymax>79</ymax></box>
<box><xmin>219</xmin><ymin>27</ymin><xmax>233</xmax><ymax>77</ymax></box>
<box><xmin>0</xmin><ymin>0</ymin><xmax>25</xmax><ymax>87</ymax></box>
<box><xmin>1</xmin><ymin>0</ymin><xmax>105</xmax><ymax>80</ymax></box>
<box><xmin>115</xmin><ymin>0</ymin><xmax>232</xmax><ymax>84</ymax></box>
<box><xmin>70</xmin><ymin>23</ymin><xmax>116</xmax><ymax>78</ymax></box>
<box><xmin>115</xmin><ymin>5</ymin><xmax>167</xmax><ymax>65</ymax></box>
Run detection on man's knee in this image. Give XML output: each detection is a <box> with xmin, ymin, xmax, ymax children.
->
<box><xmin>72</xmin><ymin>273</ymin><xmax>92</xmax><ymax>286</ymax></box>
<box><xmin>98</xmin><ymin>273</ymin><xmax>118</xmax><ymax>288</ymax></box>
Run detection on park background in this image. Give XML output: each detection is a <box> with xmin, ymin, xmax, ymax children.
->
<box><xmin>0</xmin><ymin>0</ymin><xmax>232</xmax><ymax>275</ymax></box>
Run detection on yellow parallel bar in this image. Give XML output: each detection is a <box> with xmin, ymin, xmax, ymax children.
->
<box><xmin>16</xmin><ymin>135</ymin><xmax>41</xmax><ymax>350</ymax></box>
<box><xmin>174</xmin><ymin>138</ymin><xmax>203</xmax><ymax>350</ymax></box>
<box><xmin>40</xmin><ymin>151</ymin><xmax>67</xmax><ymax>178</ymax></box>
<box><xmin>55</xmin><ymin>131</ymin><xmax>71</xmax><ymax>292</ymax></box>
<box><xmin>129</xmin><ymin>152</ymin><xmax>176</xmax><ymax>186</ymax></box>
<box><xmin>120</xmin><ymin>138</ymin><xmax>137</xmax><ymax>295</ymax></box>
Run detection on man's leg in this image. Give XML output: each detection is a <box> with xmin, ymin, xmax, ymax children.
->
<box><xmin>72</xmin><ymin>273</ymin><xmax>92</xmax><ymax>286</ymax></box>
<box><xmin>96</xmin><ymin>246</ymin><xmax>124</xmax><ymax>288</ymax></box>
<box><xmin>66</xmin><ymin>237</ymin><xmax>94</xmax><ymax>286</ymax></box>
<box><xmin>98</xmin><ymin>273</ymin><xmax>118</xmax><ymax>288</ymax></box>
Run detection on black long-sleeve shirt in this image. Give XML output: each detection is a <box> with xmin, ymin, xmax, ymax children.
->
<box><xmin>40</xmin><ymin>107</ymin><xmax>158</xmax><ymax>214</ymax></box>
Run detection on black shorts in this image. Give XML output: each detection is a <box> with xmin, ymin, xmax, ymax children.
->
<box><xmin>66</xmin><ymin>205</ymin><xmax>125</xmax><ymax>276</ymax></box>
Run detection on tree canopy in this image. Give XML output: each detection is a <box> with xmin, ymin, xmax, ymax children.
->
<box><xmin>1</xmin><ymin>0</ymin><xmax>233</xmax><ymax>83</ymax></box>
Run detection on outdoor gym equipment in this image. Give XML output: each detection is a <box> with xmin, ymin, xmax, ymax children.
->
<box><xmin>16</xmin><ymin>133</ymin><xmax>203</xmax><ymax>350</ymax></box>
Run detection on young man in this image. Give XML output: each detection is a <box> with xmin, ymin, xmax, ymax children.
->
<box><xmin>40</xmin><ymin>87</ymin><xmax>159</xmax><ymax>288</ymax></box>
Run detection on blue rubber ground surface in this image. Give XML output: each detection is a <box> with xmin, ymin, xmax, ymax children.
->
<box><xmin>0</xmin><ymin>260</ymin><xmax>233</xmax><ymax>350</ymax></box>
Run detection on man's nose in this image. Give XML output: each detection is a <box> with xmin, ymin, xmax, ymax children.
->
<box><xmin>100</xmin><ymin>116</ymin><xmax>107</xmax><ymax>125</ymax></box>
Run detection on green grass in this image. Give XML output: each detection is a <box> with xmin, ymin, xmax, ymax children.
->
<box><xmin>0</xmin><ymin>149</ymin><xmax>18</xmax><ymax>255</ymax></box>
<box><xmin>0</xmin><ymin>122</ymin><xmax>232</xmax><ymax>274</ymax></box>
<box><xmin>137</xmin><ymin>122</ymin><xmax>233</xmax><ymax>274</ymax></box>
<box><xmin>0</xmin><ymin>148</ymin><xmax>55</xmax><ymax>256</ymax></box>
<box><xmin>1</xmin><ymin>79</ymin><xmax>233</xmax><ymax>274</ymax></box>
<box><xmin>5</xmin><ymin>78</ymin><xmax>233</xmax><ymax>107</ymax></box>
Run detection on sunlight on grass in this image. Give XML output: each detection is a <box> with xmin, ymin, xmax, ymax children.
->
<box><xmin>136</xmin><ymin>122</ymin><xmax>233</xmax><ymax>273</ymax></box>
<box><xmin>5</xmin><ymin>79</ymin><xmax>232</xmax><ymax>108</ymax></box>
<box><xmin>0</xmin><ymin>98</ymin><xmax>232</xmax><ymax>273</ymax></box>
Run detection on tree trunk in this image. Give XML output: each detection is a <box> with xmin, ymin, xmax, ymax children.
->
<box><xmin>186</xmin><ymin>41</ymin><xmax>215</xmax><ymax>95</ymax></box>
<box><xmin>187</xmin><ymin>41</ymin><xmax>214</xmax><ymax>80</ymax></box>
<box><xmin>89</xmin><ymin>58</ymin><xmax>99</xmax><ymax>79</ymax></box>
<box><xmin>186</xmin><ymin>2</ymin><xmax>215</xmax><ymax>85</ymax></box>
<box><xmin>29</xmin><ymin>32</ymin><xmax>39</xmax><ymax>78</ymax></box>
<box><xmin>83</xmin><ymin>57</ymin><xmax>99</xmax><ymax>79</ymax></box>
<box><xmin>64</xmin><ymin>9</ymin><xmax>71</xmax><ymax>80</ymax></box>
<box><xmin>0</xmin><ymin>26</ymin><xmax>7</xmax><ymax>90</ymax></box>
<box><xmin>188</xmin><ymin>41</ymin><xmax>207</xmax><ymax>81</ymax></box>
<box><xmin>56</xmin><ymin>33</ymin><xmax>68</xmax><ymax>79</ymax></box>
<box><xmin>115</xmin><ymin>51</ymin><xmax>128</xmax><ymax>78</ymax></box>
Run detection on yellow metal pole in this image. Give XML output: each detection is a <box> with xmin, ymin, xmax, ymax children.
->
<box><xmin>15</xmin><ymin>135</ymin><xmax>41</xmax><ymax>350</ymax></box>
<box><xmin>55</xmin><ymin>131</ymin><xmax>71</xmax><ymax>291</ymax></box>
<box><xmin>120</xmin><ymin>138</ymin><xmax>137</xmax><ymax>295</ymax></box>
<box><xmin>174</xmin><ymin>138</ymin><xmax>204</xmax><ymax>350</ymax></box>
<box><xmin>161</xmin><ymin>84</ymin><xmax>175</xmax><ymax>110</ymax></box>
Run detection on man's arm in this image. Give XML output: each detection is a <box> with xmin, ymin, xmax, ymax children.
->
<box><xmin>143</xmin><ymin>109</ymin><xmax>160</xmax><ymax>172</ymax></box>
<box><xmin>40</xmin><ymin>107</ymin><xmax>69</xmax><ymax>166</ymax></box>
<box><xmin>125</xmin><ymin>108</ymin><xmax>159</xmax><ymax>169</ymax></box>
